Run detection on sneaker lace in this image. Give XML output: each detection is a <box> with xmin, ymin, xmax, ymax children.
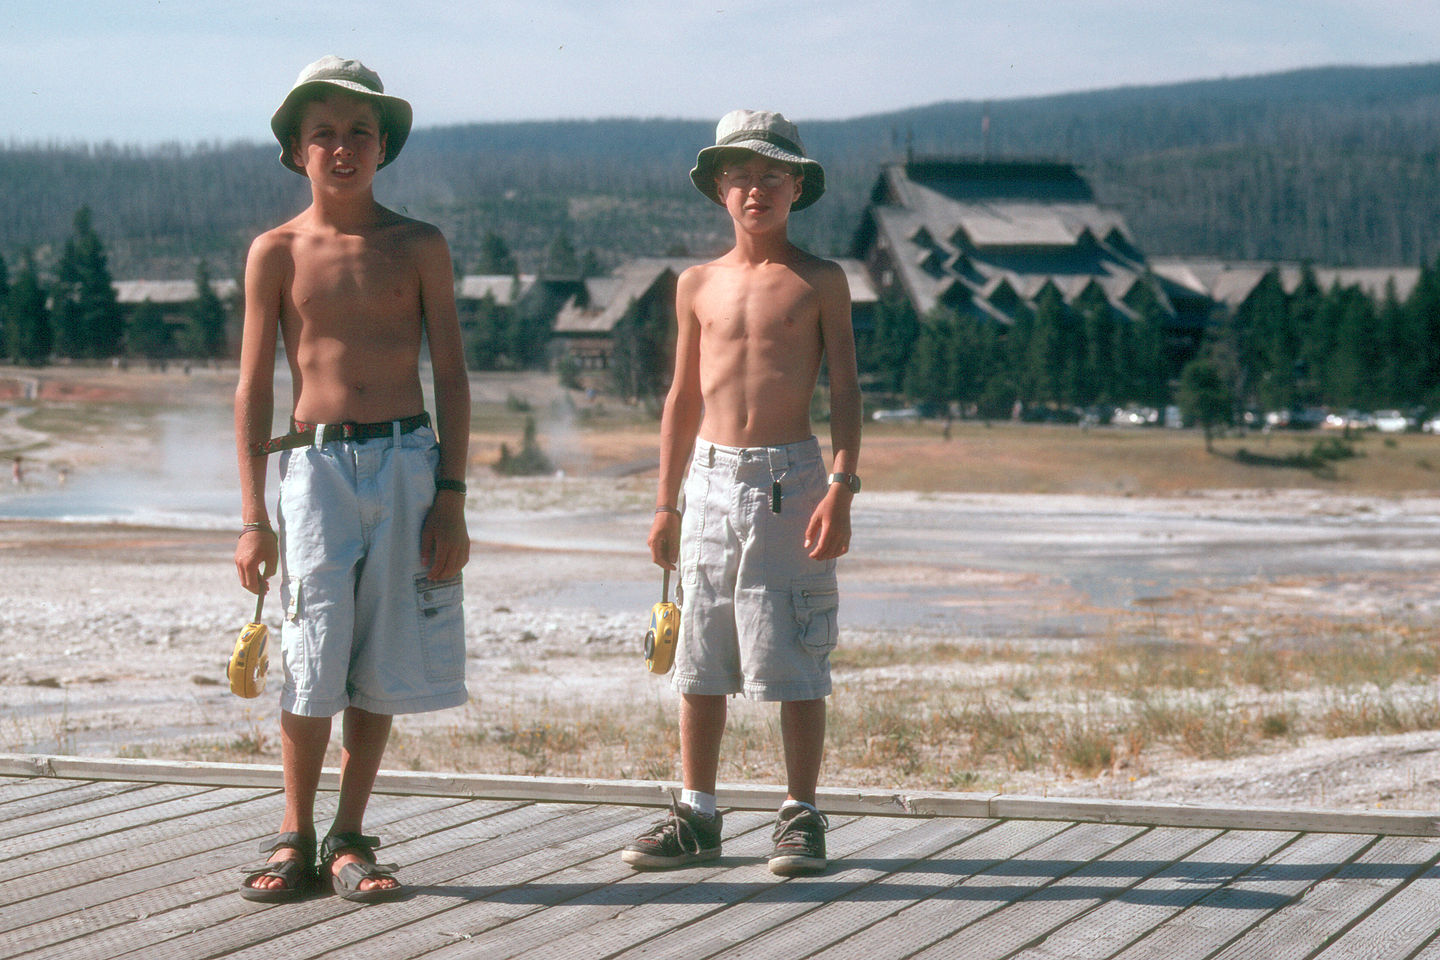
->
<box><xmin>777</xmin><ymin>806</ymin><xmax>828</xmax><ymax>843</ymax></box>
<box><xmin>641</xmin><ymin>795</ymin><xmax>704</xmax><ymax>855</ymax></box>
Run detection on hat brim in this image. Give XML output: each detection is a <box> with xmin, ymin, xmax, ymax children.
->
<box><xmin>690</xmin><ymin>140</ymin><xmax>826</xmax><ymax>211</ymax></box>
<box><xmin>271</xmin><ymin>80</ymin><xmax>413</xmax><ymax>176</ymax></box>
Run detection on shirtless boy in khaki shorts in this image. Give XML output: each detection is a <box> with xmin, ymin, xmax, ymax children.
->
<box><xmin>233</xmin><ymin>56</ymin><xmax>471</xmax><ymax>903</ymax></box>
<box><xmin>622</xmin><ymin>110</ymin><xmax>861</xmax><ymax>876</ymax></box>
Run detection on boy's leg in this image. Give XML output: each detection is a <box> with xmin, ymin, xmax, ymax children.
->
<box><xmin>680</xmin><ymin>693</ymin><xmax>727</xmax><ymax>795</ymax></box>
<box><xmin>326</xmin><ymin>706</ymin><xmax>396</xmax><ymax>892</ymax></box>
<box><xmin>620</xmin><ymin>693</ymin><xmax>727</xmax><ymax>868</ymax></box>
<box><xmin>246</xmin><ymin>710</ymin><xmax>329</xmax><ymax>893</ymax></box>
<box><xmin>779</xmin><ymin>697</ymin><xmax>825</xmax><ymax>805</ymax></box>
<box><xmin>771</xmin><ymin>698</ymin><xmax>830</xmax><ymax>876</ymax></box>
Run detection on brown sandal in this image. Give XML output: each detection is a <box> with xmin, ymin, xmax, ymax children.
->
<box><xmin>239</xmin><ymin>832</ymin><xmax>317</xmax><ymax>903</ymax></box>
<box><xmin>321</xmin><ymin>832</ymin><xmax>405</xmax><ymax>903</ymax></box>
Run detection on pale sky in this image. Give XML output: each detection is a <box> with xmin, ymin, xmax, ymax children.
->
<box><xmin>4</xmin><ymin>0</ymin><xmax>1439</xmax><ymax>147</ymax></box>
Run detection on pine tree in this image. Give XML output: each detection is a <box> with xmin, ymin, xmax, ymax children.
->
<box><xmin>182</xmin><ymin>261</ymin><xmax>228</xmax><ymax>358</ymax></box>
<box><xmin>53</xmin><ymin>206</ymin><xmax>123</xmax><ymax>358</ymax></box>
<box><xmin>3</xmin><ymin>257</ymin><xmax>54</xmax><ymax>366</ymax></box>
<box><xmin>124</xmin><ymin>300</ymin><xmax>171</xmax><ymax>360</ymax></box>
<box><xmin>903</xmin><ymin>312</ymin><xmax>953</xmax><ymax>409</ymax></box>
<box><xmin>475</xmin><ymin>230</ymin><xmax>518</xmax><ymax>275</ymax></box>
<box><xmin>1177</xmin><ymin>357</ymin><xmax>1232</xmax><ymax>452</ymax></box>
<box><xmin>541</xmin><ymin>231</ymin><xmax>580</xmax><ymax>279</ymax></box>
<box><xmin>462</xmin><ymin>291</ymin><xmax>506</xmax><ymax>369</ymax></box>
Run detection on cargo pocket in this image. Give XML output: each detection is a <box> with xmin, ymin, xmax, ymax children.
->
<box><xmin>415</xmin><ymin>574</ymin><xmax>465</xmax><ymax>682</ymax></box>
<box><xmin>792</xmin><ymin>573</ymin><xmax>839</xmax><ymax>653</ymax></box>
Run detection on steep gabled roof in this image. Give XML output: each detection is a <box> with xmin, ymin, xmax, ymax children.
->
<box><xmin>856</xmin><ymin>156</ymin><xmax>1168</xmax><ymax>325</ymax></box>
<box><xmin>1149</xmin><ymin>259</ymin><xmax>1421</xmax><ymax>308</ymax></box>
<box><xmin>457</xmin><ymin>274</ymin><xmax>535</xmax><ymax>305</ymax></box>
<box><xmin>114</xmin><ymin>279</ymin><xmax>238</xmax><ymax>304</ymax></box>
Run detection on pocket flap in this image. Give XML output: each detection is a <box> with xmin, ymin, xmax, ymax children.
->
<box><xmin>415</xmin><ymin>574</ymin><xmax>463</xmax><ymax>616</ymax></box>
<box><xmin>792</xmin><ymin>573</ymin><xmax>838</xmax><ymax>612</ymax></box>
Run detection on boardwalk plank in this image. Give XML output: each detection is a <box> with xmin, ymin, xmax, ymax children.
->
<box><xmin>7</xmin><ymin>793</ymin><xmax>478</xmax><ymax>960</ymax></box>
<box><xmin>634</xmin><ymin>817</ymin><xmax>1002</xmax><ymax>960</ymax></box>
<box><xmin>0</xmin><ymin>790</ymin><xmax>289</xmax><ymax>959</ymax></box>
<box><xmin>0</xmin><ymin>787</ymin><xmax>279</xmax><ymax>890</ymax></box>
<box><xmin>1</xmin><ymin>762</ymin><xmax>1436</xmax><ymax>960</ymax></box>
<box><xmin>905</xmin><ymin>826</ymin><xmax>1224</xmax><ymax>960</ymax></box>
<box><xmin>1209</xmin><ymin>835</ymin><xmax>1440</xmax><ymax>960</ymax></box>
<box><xmin>81</xmin><ymin>797</ymin><xmax>536</xmax><ymax>960</ymax></box>
<box><xmin>211</xmin><ymin>803</ymin><xmax>655</xmax><ymax>960</ymax></box>
<box><xmin>508</xmin><ymin>813</ymin><xmax>898</xmax><ymax>960</ymax></box>
<box><xmin>1109</xmin><ymin>831</ymin><xmax>1375</xmax><ymax>960</ymax></box>
<box><xmin>397</xmin><ymin>810</ymin><xmax>782</xmax><ymax>960</ymax></box>
<box><xmin>1316</xmin><ymin>861</ymin><xmax>1440</xmax><ymax>960</ymax></box>
<box><xmin>810</xmin><ymin>821</ymin><xmax>1141</xmax><ymax>960</ymax></box>
<box><xmin>0</xmin><ymin>775</ymin><xmax>97</xmax><ymax>808</ymax></box>
<box><xmin>0</xmin><ymin>780</ymin><xmax>168</xmax><ymax>844</ymax></box>
<box><xmin>672</xmin><ymin>816</ymin><xmax>1000</xmax><ymax>960</ymax></box>
<box><xmin>1006</xmin><ymin>828</ymin><xmax>1298</xmax><ymax>960</ymax></box>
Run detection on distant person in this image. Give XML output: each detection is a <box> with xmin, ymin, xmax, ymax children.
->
<box><xmin>233</xmin><ymin>56</ymin><xmax>471</xmax><ymax>904</ymax></box>
<box><xmin>11</xmin><ymin>456</ymin><xmax>21</xmax><ymax>485</ymax></box>
<box><xmin>622</xmin><ymin>110</ymin><xmax>861</xmax><ymax>876</ymax></box>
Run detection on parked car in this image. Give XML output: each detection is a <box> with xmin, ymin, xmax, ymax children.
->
<box><xmin>871</xmin><ymin>407</ymin><xmax>920</xmax><ymax>423</ymax></box>
<box><xmin>1374</xmin><ymin>410</ymin><xmax>1414</xmax><ymax>433</ymax></box>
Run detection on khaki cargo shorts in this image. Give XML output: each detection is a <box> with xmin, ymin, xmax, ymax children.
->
<box><xmin>277</xmin><ymin>423</ymin><xmax>468</xmax><ymax>717</ymax></box>
<box><xmin>673</xmin><ymin>436</ymin><xmax>838</xmax><ymax>701</ymax></box>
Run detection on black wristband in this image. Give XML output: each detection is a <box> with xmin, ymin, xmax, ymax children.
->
<box><xmin>435</xmin><ymin>477</ymin><xmax>467</xmax><ymax>495</ymax></box>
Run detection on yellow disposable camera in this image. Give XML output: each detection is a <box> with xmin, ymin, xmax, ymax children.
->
<box><xmin>228</xmin><ymin>586</ymin><xmax>270</xmax><ymax>699</ymax></box>
<box><xmin>644</xmin><ymin>569</ymin><xmax>679</xmax><ymax>675</ymax></box>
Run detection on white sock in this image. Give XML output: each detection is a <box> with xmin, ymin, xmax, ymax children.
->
<box><xmin>781</xmin><ymin>799</ymin><xmax>819</xmax><ymax>816</ymax></box>
<box><xmin>681</xmin><ymin>789</ymin><xmax>716</xmax><ymax>818</ymax></box>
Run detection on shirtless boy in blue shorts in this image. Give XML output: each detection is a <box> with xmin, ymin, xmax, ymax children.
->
<box><xmin>233</xmin><ymin>56</ymin><xmax>471</xmax><ymax>903</ymax></box>
<box><xmin>621</xmin><ymin>110</ymin><xmax>862</xmax><ymax>876</ymax></box>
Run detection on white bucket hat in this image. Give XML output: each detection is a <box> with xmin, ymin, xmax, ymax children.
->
<box><xmin>271</xmin><ymin>56</ymin><xmax>413</xmax><ymax>176</ymax></box>
<box><xmin>690</xmin><ymin>109</ymin><xmax>826</xmax><ymax>211</ymax></box>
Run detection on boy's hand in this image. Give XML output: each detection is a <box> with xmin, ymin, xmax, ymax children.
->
<box><xmin>235</xmin><ymin>530</ymin><xmax>278</xmax><ymax>595</ymax></box>
<box><xmin>805</xmin><ymin>488</ymin><xmax>852</xmax><ymax>560</ymax></box>
<box><xmin>648</xmin><ymin>511</ymin><xmax>681</xmax><ymax>570</ymax></box>
<box><xmin>421</xmin><ymin>492</ymin><xmax>470</xmax><ymax>580</ymax></box>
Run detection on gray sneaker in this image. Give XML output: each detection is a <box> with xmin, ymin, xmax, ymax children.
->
<box><xmin>769</xmin><ymin>804</ymin><xmax>828</xmax><ymax>876</ymax></box>
<box><xmin>621</xmin><ymin>798</ymin><xmax>723</xmax><ymax>869</ymax></box>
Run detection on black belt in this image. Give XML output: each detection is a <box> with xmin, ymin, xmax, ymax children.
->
<box><xmin>250</xmin><ymin>412</ymin><xmax>431</xmax><ymax>457</ymax></box>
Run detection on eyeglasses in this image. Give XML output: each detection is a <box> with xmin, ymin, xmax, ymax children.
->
<box><xmin>720</xmin><ymin>169</ymin><xmax>793</xmax><ymax>191</ymax></box>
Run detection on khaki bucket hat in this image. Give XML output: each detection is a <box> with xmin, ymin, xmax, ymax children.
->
<box><xmin>270</xmin><ymin>55</ymin><xmax>413</xmax><ymax>175</ymax></box>
<box><xmin>690</xmin><ymin>109</ymin><xmax>826</xmax><ymax>211</ymax></box>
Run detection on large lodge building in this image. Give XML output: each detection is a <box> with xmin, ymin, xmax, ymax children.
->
<box><xmin>115</xmin><ymin>156</ymin><xmax>1418</xmax><ymax>381</ymax></box>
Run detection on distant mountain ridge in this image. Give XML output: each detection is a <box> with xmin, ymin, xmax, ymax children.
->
<box><xmin>4</xmin><ymin>61</ymin><xmax>1440</xmax><ymax>278</ymax></box>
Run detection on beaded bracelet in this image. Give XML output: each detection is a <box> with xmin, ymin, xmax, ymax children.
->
<box><xmin>239</xmin><ymin>521</ymin><xmax>275</xmax><ymax>538</ymax></box>
<box><xmin>435</xmin><ymin>477</ymin><xmax>467</xmax><ymax>495</ymax></box>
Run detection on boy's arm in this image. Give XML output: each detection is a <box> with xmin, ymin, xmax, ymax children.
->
<box><xmin>418</xmin><ymin>226</ymin><xmax>471</xmax><ymax>581</ymax></box>
<box><xmin>649</xmin><ymin>268</ymin><xmax>704</xmax><ymax>570</ymax></box>
<box><xmin>233</xmin><ymin>234</ymin><xmax>284</xmax><ymax>595</ymax></box>
<box><xmin>806</xmin><ymin>260</ymin><xmax>861</xmax><ymax>560</ymax></box>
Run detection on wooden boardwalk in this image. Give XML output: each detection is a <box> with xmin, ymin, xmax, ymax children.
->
<box><xmin>5</xmin><ymin>754</ymin><xmax>1440</xmax><ymax>959</ymax></box>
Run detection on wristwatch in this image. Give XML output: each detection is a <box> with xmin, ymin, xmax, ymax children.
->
<box><xmin>828</xmin><ymin>472</ymin><xmax>861</xmax><ymax>494</ymax></box>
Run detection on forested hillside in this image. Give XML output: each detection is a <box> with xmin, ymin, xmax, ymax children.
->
<box><xmin>4</xmin><ymin>62</ymin><xmax>1440</xmax><ymax>279</ymax></box>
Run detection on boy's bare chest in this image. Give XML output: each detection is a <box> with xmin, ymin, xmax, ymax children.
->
<box><xmin>695</xmin><ymin>275</ymin><xmax>819</xmax><ymax>341</ymax></box>
<box><xmin>289</xmin><ymin>242</ymin><xmax>418</xmax><ymax>321</ymax></box>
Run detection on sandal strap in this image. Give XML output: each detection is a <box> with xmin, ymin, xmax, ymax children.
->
<box><xmin>322</xmin><ymin>831</ymin><xmax>382</xmax><ymax>863</ymax></box>
<box><xmin>259</xmin><ymin>831</ymin><xmax>317</xmax><ymax>859</ymax></box>
<box><xmin>240</xmin><ymin>857</ymin><xmax>310</xmax><ymax>885</ymax></box>
<box><xmin>334</xmin><ymin>859</ymin><xmax>400</xmax><ymax>887</ymax></box>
